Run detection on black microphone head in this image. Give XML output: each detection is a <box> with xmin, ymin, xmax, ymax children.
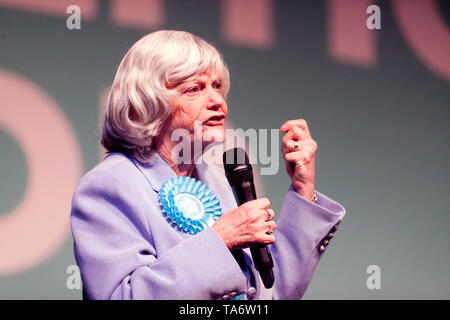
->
<box><xmin>222</xmin><ymin>148</ymin><xmax>252</xmax><ymax>172</ymax></box>
<box><xmin>223</xmin><ymin>148</ymin><xmax>254</xmax><ymax>185</ymax></box>
<box><xmin>223</xmin><ymin>148</ymin><xmax>250</xmax><ymax>170</ymax></box>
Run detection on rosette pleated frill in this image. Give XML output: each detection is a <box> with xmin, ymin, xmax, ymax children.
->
<box><xmin>159</xmin><ymin>176</ymin><xmax>223</xmax><ymax>234</ymax></box>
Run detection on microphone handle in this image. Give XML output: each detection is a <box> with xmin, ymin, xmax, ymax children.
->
<box><xmin>232</xmin><ymin>181</ymin><xmax>274</xmax><ymax>288</ymax></box>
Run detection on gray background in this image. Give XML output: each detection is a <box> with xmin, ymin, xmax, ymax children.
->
<box><xmin>0</xmin><ymin>0</ymin><xmax>449</xmax><ymax>299</ymax></box>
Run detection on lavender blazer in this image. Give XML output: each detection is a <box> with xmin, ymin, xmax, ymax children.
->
<box><xmin>70</xmin><ymin>152</ymin><xmax>345</xmax><ymax>300</ymax></box>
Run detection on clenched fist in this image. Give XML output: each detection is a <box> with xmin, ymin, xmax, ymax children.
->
<box><xmin>280</xmin><ymin>119</ymin><xmax>317</xmax><ymax>202</ymax></box>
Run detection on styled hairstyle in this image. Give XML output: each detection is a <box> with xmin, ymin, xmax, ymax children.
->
<box><xmin>101</xmin><ymin>30</ymin><xmax>230</xmax><ymax>163</ymax></box>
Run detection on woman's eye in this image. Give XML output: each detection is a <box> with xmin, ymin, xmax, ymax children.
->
<box><xmin>213</xmin><ymin>82</ymin><xmax>222</xmax><ymax>89</ymax></box>
<box><xmin>185</xmin><ymin>86</ymin><xmax>199</xmax><ymax>94</ymax></box>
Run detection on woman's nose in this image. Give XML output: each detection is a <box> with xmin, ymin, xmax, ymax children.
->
<box><xmin>206</xmin><ymin>88</ymin><xmax>225</xmax><ymax>111</ymax></box>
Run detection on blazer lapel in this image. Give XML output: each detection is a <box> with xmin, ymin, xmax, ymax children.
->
<box><xmin>129</xmin><ymin>152</ymin><xmax>177</xmax><ymax>192</ymax></box>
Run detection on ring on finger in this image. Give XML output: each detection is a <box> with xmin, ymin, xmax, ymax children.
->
<box><xmin>293</xmin><ymin>141</ymin><xmax>299</xmax><ymax>150</ymax></box>
<box><xmin>266</xmin><ymin>208</ymin><xmax>274</xmax><ymax>221</ymax></box>
<box><xmin>266</xmin><ymin>221</ymin><xmax>272</xmax><ymax>234</ymax></box>
<box><xmin>266</xmin><ymin>221</ymin><xmax>274</xmax><ymax>235</ymax></box>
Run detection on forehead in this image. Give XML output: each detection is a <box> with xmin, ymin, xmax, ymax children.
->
<box><xmin>166</xmin><ymin>65</ymin><xmax>227</xmax><ymax>90</ymax></box>
<box><xmin>185</xmin><ymin>67</ymin><xmax>222</xmax><ymax>82</ymax></box>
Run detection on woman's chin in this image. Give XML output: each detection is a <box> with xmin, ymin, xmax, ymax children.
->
<box><xmin>202</xmin><ymin>126</ymin><xmax>226</xmax><ymax>144</ymax></box>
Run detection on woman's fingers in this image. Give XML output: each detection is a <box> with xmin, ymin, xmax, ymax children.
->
<box><xmin>266</xmin><ymin>208</ymin><xmax>275</xmax><ymax>221</ymax></box>
<box><xmin>211</xmin><ymin>197</ymin><xmax>277</xmax><ymax>250</ymax></box>
<box><xmin>242</xmin><ymin>197</ymin><xmax>271</xmax><ymax>210</ymax></box>
<box><xmin>280</xmin><ymin>119</ymin><xmax>313</xmax><ymax>156</ymax></box>
<box><xmin>282</xmin><ymin>125</ymin><xmax>309</xmax><ymax>143</ymax></box>
<box><xmin>285</xmin><ymin>139</ymin><xmax>300</xmax><ymax>152</ymax></box>
<box><xmin>265</xmin><ymin>220</ymin><xmax>276</xmax><ymax>234</ymax></box>
<box><xmin>280</xmin><ymin>119</ymin><xmax>309</xmax><ymax>133</ymax></box>
<box><xmin>280</xmin><ymin>118</ymin><xmax>317</xmax><ymax>201</ymax></box>
<box><xmin>260</xmin><ymin>233</ymin><xmax>276</xmax><ymax>245</ymax></box>
<box><xmin>284</xmin><ymin>140</ymin><xmax>317</xmax><ymax>162</ymax></box>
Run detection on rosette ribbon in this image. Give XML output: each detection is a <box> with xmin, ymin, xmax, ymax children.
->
<box><xmin>159</xmin><ymin>176</ymin><xmax>223</xmax><ymax>234</ymax></box>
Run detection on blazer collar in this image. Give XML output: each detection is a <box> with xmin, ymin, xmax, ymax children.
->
<box><xmin>129</xmin><ymin>151</ymin><xmax>177</xmax><ymax>192</ymax></box>
<box><xmin>128</xmin><ymin>150</ymin><xmax>239</xmax><ymax>214</ymax></box>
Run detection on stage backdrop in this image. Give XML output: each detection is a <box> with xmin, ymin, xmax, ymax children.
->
<box><xmin>0</xmin><ymin>0</ymin><xmax>449</xmax><ymax>299</ymax></box>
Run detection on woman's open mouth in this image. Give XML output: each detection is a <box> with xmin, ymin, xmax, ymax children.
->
<box><xmin>204</xmin><ymin>114</ymin><xmax>226</xmax><ymax>126</ymax></box>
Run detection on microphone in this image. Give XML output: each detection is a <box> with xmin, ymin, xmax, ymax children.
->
<box><xmin>223</xmin><ymin>148</ymin><xmax>274</xmax><ymax>289</ymax></box>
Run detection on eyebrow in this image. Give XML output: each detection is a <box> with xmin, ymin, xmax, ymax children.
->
<box><xmin>167</xmin><ymin>73</ymin><xmax>222</xmax><ymax>90</ymax></box>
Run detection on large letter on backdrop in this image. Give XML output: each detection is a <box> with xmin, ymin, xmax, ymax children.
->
<box><xmin>327</xmin><ymin>0</ymin><xmax>377</xmax><ymax>67</ymax></box>
<box><xmin>0</xmin><ymin>0</ymin><xmax>98</xmax><ymax>19</ymax></box>
<box><xmin>391</xmin><ymin>0</ymin><xmax>450</xmax><ymax>82</ymax></box>
<box><xmin>221</xmin><ymin>0</ymin><xmax>274</xmax><ymax>49</ymax></box>
<box><xmin>0</xmin><ymin>70</ymin><xmax>83</xmax><ymax>274</ymax></box>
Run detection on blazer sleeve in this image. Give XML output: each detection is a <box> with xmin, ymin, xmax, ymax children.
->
<box><xmin>271</xmin><ymin>187</ymin><xmax>346</xmax><ymax>299</ymax></box>
<box><xmin>70</xmin><ymin>167</ymin><xmax>247</xmax><ymax>300</ymax></box>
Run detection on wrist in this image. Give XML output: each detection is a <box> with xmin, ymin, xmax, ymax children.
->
<box><xmin>211</xmin><ymin>223</ymin><xmax>232</xmax><ymax>250</ymax></box>
<box><xmin>291</xmin><ymin>183</ymin><xmax>316</xmax><ymax>203</ymax></box>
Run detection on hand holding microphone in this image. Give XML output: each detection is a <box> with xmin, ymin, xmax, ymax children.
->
<box><xmin>211</xmin><ymin>197</ymin><xmax>276</xmax><ymax>250</ymax></box>
<box><xmin>211</xmin><ymin>148</ymin><xmax>275</xmax><ymax>288</ymax></box>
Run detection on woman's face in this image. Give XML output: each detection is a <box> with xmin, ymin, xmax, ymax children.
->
<box><xmin>166</xmin><ymin>67</ymin><xmax>228</xmax><ymax>146</ymax></box>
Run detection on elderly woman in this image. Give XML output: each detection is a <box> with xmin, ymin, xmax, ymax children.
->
<box><xmin>70</xmin><ymin>30</ymin><xmax>345</xmax><ymax>300</ymax></box>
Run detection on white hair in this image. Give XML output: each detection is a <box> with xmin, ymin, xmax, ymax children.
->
<box><xmin>101</xmin><ymin>30</ymin><xmax>230</xmax><ymax>163</ymax></box>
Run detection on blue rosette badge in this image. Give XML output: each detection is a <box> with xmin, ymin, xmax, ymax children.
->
<box><xmin>159</xmin><ymin>176</ymin><xmax>223</xmax><ymax>234</ymax></box>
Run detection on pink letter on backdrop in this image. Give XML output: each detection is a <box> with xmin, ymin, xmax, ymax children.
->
<box><xmin>0</xmin><ymin>0</ymin><xmax>98</xmax><ymax>19</ymax></box>
<box><xmin>391</xmin><ymin>0</ymin><xmax>450</xmax><ymax>82</ymax></box>
<box><xmin>221</xmin><ymin>0</ymin><xmax>274</xmax><ymax>49</ymax></box>
<box><xmin>110</xmin><ymin>0</ymin><xmax>165</xmax><ymax>29</ymax></box>
<box><xmin>327</xmin><ymin>0</ymin><xmax>377</xmax><ymax>67</ymax></box>
<box><xmin>0</xmin><ymin>70</ymin><xmax>83</xmax><ymax>274</ymax></box>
